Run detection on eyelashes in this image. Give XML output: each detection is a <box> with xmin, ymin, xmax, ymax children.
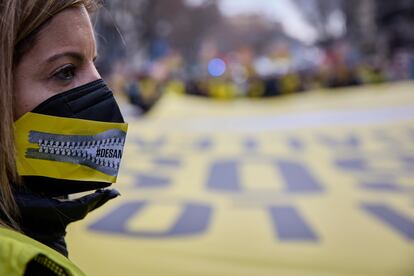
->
<box><xmin>52</xmin><ymin>64</ymin><xmax>77</xmax><ymax>82</ymax></box>
<box><xmin>49</xmin><ymin>58</ymin><xmax>98</xmax><ymax>86</ymax></box>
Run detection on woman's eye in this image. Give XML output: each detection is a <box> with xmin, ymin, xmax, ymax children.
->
<box><xmin>52</xmin><ymin>64</ymin><xmax>76</xmax><ymax>81</ymax></box>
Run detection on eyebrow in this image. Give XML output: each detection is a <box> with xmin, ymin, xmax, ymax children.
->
<box><xmin>46</xmin><ymin>51</ymin><xmax>97</xmax><ymax>63</ymax></box>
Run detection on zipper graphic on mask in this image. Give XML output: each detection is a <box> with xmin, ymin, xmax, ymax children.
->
<box><xmin>25</xmin><ymin>129</ymin><xmax>126</xmax><ymax>176</ymax></box>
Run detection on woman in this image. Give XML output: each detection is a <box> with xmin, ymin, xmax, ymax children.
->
<box><xmin>0</xmin><ymin>0</ymin><xmax>128</xmax><ymax>274</ymax></box>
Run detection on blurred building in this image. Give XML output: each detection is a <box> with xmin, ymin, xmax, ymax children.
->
<box><xmin>344</xmin><ymin>0</ymin><xmax>414</xmax><ymax>55</ymax></box>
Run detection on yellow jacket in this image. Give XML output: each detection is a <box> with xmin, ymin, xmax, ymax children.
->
<box><xmin>0</xmin><ymin>227</ymin><xmax>85</xmax><ymax>276</ymax></box>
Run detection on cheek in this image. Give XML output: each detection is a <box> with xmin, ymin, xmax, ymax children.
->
<box><xmin>13</xmin><ymin>70</ymin><xmax>53</xmax><ymax>120</ymax></box>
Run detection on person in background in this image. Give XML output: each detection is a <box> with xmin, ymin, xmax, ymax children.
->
<box><xmin>0</xmin><ymin>0</ymin><xmax>128</xmax><ymax>274</ymax></box>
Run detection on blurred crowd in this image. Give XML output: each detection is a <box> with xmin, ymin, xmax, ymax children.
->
<box><xmin>93</xmin><ymin>0</ymin><xmax>414</xmax><ymax>114</ymax></box>
<box><xmin>107</xmin><ymin>40</ymin><xmax>413</xmax><ymax>113</ymax></box>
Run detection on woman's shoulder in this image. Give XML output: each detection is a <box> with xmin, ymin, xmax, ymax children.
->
<box><xmin>0</xmin><ymin>227</ymin><xmax>86</xmax><ymax>276</ymax></box>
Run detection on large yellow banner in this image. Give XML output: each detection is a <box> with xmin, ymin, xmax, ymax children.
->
<box><xmin>68</xmin><ymin>81</ymin><xmax>414</xmax><ymax>276</ymax></box>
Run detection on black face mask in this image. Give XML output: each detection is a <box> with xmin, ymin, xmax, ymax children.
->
<box><xmin>33</xmin><ymin>79</ymin><xmax>124</xmax><ymax>123</ymax></box>
<box><xmin>14</xmin><ymin>79</ymin><xmax>128</xmax><ymax>196</ymax></box>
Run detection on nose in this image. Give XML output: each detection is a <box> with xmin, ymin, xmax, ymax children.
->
<box><xmin>88</xmin><ymin>61</ymin><xmax>101</xmax><ymax>82</ymax></box>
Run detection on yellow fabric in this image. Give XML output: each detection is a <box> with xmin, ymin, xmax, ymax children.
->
<box><xmin>0</xmin><ymin>227</ymin><xmax>85</xmax><ymax>276</ymax></box>
<box><xmin>165</xmin><ymin>80</ymin><xmax>185</xmax><ymax>95</ymax></box>
<box><xmin>14</xmin><ymin>112</ymin><xmax>128</xmax><ymax>183</ymax></box>
<box><xmin>67</xmin><ymin>81</ymin><xmax>414</xmax><ymax>276</ymax></box>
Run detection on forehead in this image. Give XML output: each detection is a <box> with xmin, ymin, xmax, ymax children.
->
<box><xmin>29</xmin><ymin>6</ymin><xmax>96</xmax><ymax>60</ymax></box>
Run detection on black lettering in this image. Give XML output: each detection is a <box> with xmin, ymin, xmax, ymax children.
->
<box><xmin>96</xmin><ymin>148</ymin><xmax>123</xmax><ymax>159</ymax></box>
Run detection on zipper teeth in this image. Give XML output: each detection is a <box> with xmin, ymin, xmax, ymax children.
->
<box><xmin>37</xmin><ymin>137</ymin><xmax>124</xmax><ymax>169</ymax></box>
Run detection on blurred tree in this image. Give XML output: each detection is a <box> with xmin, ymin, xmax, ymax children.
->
<box><xmin>292</xmin><ymin>0</ymin><xmax>344</xmax><ymax>42</ymax></box>
<box><xmin>94</xmin><ymin>0</ymin><xmax>222</xmax><ymax>74</ymax></box>
<box><xmin>342</xmin><ymin>0</ymin><xmax>414</xmax><ymax>58</ymax></box>
<box><xmin>343</xmin><ymin>0</ymin><xmax>377</xmax><ymax>54</ymax></box>
<box><xmin>375</xmin><ymin>0</ymin><xmax>414</xmax><ymax>57</ymax></box>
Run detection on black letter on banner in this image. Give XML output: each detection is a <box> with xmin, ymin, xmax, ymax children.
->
<box><xmin>276</xmin><ymin>160</ymin><xmax>324</xmax><ymax>193</ymax></box>
<box><xmin>318</xmin><ymin>134</ymin><xmax>360</xmax><ymax>150</ymax></box>
<box><xmin>207</xmin><ymin>160</ymin><xmax>241</xmax><ymax>192</ymax></box>
<box><xmin>268</xmin><ymin>206</ymin><xmax>318</xmax><ymax>241</ymax></box>
<box><xmin>88</xmin><ymin>201</ymin><xmax>212</xmax><ymax>238</ymax></box>
<box><xmin>134</xmin><ymin>136</ymin><xmax>166</xmax><ymax>152</ymax></box>
<box><xmin>207</xmin><ymin>159</ymin><xmax>323</xmax><ymax>193</ymax></box>
<box><xmin>362</xmin><ymin>203</ymin><xmax>414</xmax><ymax>240</ymax></box>
<box><xmin>242</xmin><ymin>137</ymin><xmax>258</xmax><ymax>152</ymax></box>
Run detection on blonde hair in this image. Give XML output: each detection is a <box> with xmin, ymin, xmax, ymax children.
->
<box><xmin>0</xmin><ymin>0</ymin><xmax>100</xmax><ymax>229</ymax></box>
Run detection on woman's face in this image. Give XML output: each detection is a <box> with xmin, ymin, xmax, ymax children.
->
<box><xmin>14</xmin><ymin>6</ymin><xmax>100</xmax><ymax>119</ymax></box>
